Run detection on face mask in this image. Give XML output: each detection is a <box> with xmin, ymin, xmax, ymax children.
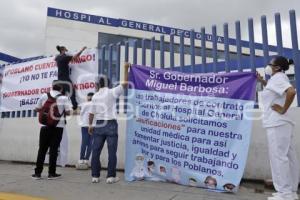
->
<box><xmin>264</xmin><ymin>65</ymin><xmax>273</xmax><ymax>76</ymax></box>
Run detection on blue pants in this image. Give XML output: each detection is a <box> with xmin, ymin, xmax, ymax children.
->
<box><xmin>91</xmin><ymin>120</ymin><xmax>118</xmax><ymax>178</ymax></box>
<box><xmin>80</xmin><ymin>127</ymin><xmax>93</xmax><ymax>160</ymax></box>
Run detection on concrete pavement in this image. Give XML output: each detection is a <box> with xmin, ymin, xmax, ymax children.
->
<box><xmin>0</xmin><ymin>161</ymin><xmax>279</xmax><ymax>200</ymax></box>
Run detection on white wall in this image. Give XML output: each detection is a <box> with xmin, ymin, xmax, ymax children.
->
<box><xmin>244</xmin><ymin>107</ymin><xmax>300</xmax><ymax>180</ymax></box>
<box><xmin>45</xmin><ymin>16</ymin><xmax>268</xmax><ymax>58</ymax></box>
<box><xmin>1</xmin><ymin>108</ymin><xmax>300</xmax><ymax>180</ymax></box>
<box><xmin>45</xmin><ymin>16</ymin><xmax>262</xmax><ymax>67</ymax></box>
<box><xmin>45</xmin><ymin>17</ymin><xmax>169</xmax><ymax>56</ymax></box>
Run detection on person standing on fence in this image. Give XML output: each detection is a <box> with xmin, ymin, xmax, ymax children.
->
<box><xmin>257</xmin><ymin>56</ymin><xmax>299</xmax><ymax>200</ymax></box>
<box><xmin>88</xmin><ymin>63</ymin><xmax>130</xmax><ymax>184</ymax></box>
<box><xmin>55</xmin><ymin>45</ymin><xmax>87</xmax><ymax>110</ymax></box>
<box><xmin>32</xmin><ymin>80</ymin><xmax>72</xmax><ymax>180</ymax></box>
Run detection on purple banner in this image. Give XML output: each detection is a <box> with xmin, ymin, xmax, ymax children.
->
<box><xmin>129</xmin><ymin>65</ymin><xmax>257</xmax><ymax>101</ymax></box>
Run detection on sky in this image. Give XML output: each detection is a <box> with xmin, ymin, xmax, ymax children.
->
<box><xmin>0</xmin><ymin>0</ymin><xmax>300</xmax><ymax>58</ymax></box>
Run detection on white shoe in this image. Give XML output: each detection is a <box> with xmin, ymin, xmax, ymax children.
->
<box><xmin>92</xmin><ymin>177</ymin><xmax>99</xmax><ymax>183</ymax></box>
<box><xmin>76</xmin><ymin>163</ymin><xmax>88</xmax><ymax>170</ymax></box>
<box><xmin>84</xmin><ymin>160</ymin><xmax>89</xmax><ymax>165</ymax></box>
<box><xmin>268</xmin><ymin>194</ymin><xmax>295</xmax><ymax>200</ymax></box>
<box><xmin>272</xmin><ymin>192</ymin><xmax>280</xmax><ymax>197</ymax></box>
<box><xmin>272</xmin><ymin>192</ymin><xmax>298</xmax><ymax>200</ymax></box>
<box><xmin>106</xmin><ymin>177</ymin><xmax>120</xmax><ymax>184</ymax></box>
<box><xmin>78</xmin><ymin>160</ymin><xmax>84</xmax><ymax>164</ymax></box>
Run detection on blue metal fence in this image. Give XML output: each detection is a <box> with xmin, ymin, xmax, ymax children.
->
<box><xmin>101</xmin><ymin>10</ymin><xmax>298</xmax><ymax>76</ymax></box>
<box><xmin>1</xmin><ymin>9</ymin><xmax>299</xmax><ymax>119</ymax></box>
<box><xmin>101</xmin><ymin>9</ymin><xmax>298</xmax><ymax>106</ymax></box>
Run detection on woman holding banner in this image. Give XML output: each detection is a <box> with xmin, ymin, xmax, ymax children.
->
<box><xmin>55</xmin><ymin>45</ymin><xmax>87</xmax><ymax>110</ymax></box>
<box><xmin>257</xmin><ymin>56</ymin><xmax>299</xmax><ymax>200</ymax></box>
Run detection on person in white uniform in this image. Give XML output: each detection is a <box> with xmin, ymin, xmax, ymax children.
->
<box><xmin>257</xmin><ymin>56</ymin><xmax>299</xmax><ymax>200</ymax></box>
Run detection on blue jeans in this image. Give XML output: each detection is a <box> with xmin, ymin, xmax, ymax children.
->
<box><xmin>91</xmin><ymin>120</ymin><xmax>118</xmax><ymax>178</ymax></box>
<box><xmin>80</xmin><ymin>127</ymin><xmax>93</xmax><ymax>160</ymax></box>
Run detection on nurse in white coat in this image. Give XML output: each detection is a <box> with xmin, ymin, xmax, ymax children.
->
<box><xmin>257</xmin><ymin>56</ymin><xmax>299</xmax><ymax>200</ymax></box>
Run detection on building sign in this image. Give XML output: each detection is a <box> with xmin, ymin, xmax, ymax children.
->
<box><xmin>47</xmin><ymin>7</ymin><xmax>225</xmax><ymax>44</ymax></box>
<box><xmin>47</xmin><ymin>7</ymin><xmax>290</xmax><ymax>57</ymax></box>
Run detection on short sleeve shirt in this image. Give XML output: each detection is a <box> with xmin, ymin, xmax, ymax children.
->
<box><xmin>55</xmin><ymin>54</ymin><xmax>73</xmax><ymax>80</ymax></box>
<box><xmin>260</xmin><ymin>72</ymin><xmax>294</xmax><ymax>127</ymax></box>
<box><xmin>79</xmin><ymin>101</ymin><xmax>94</xmax><ymax>127</ymax></box>
<box><xmin>90</xmin><ymin>85</ymin><xmax>124</xmax><ymax>120</ymax></box>
<box><xmin>36</xmin><ymin>90</ymin><xmax>72</xmax><ymax>128</ymax></box>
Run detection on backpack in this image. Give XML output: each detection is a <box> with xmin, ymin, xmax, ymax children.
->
<box><xmin>38</xmin><ymin>93</ymin><xmax>64</xmax><ymax>127</ymax></box>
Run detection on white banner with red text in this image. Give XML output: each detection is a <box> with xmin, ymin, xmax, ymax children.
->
<box><xmin>0</xmin><ymin>48</ymin><xmax>98</xmax><ymax>112</ymax></box>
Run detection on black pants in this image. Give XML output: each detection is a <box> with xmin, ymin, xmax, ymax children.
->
<box><xmin>35</xmin><ymin>126</ymin><xmax>63</xmax><ymax>175</ymax></box>
<box><xmin>60</xmin><ymin>79</ymin><xmax>78</xmax><ymax>110</ymax></box>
